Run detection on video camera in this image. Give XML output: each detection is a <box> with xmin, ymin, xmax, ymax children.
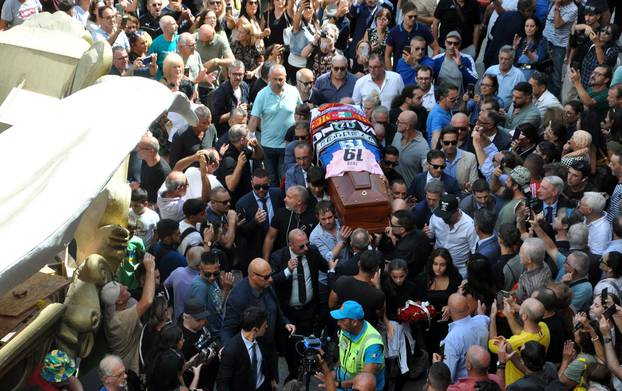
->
<box><xmin>194</xmin><ymin>327</ymin><xmax>222</xmax><ymax>359</ymax></box>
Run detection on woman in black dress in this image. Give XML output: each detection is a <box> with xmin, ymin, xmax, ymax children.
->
<box><xmin>414</xmin><ymin>248</ymin><xmax>462</xmax><ymax>356</ymax></box>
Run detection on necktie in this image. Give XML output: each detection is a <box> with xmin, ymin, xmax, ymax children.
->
<box><xmin>296</xmin><ymin>255</ymin><xmax>306</xmax><ymax>304</ymax></box>
<box><xmin>545</xmin><ymin>206</ymin><xmax>553</xmax><ymax>224</ymax></box>
<box><xmin>250</xmin><ymin>342</ymin><xmax>258</xmax><ymax>387</ymax></box>
<box><xmin>259</xmin><ymin>198</ymin><xmax>269</xmax><ymax>227</ymax></box>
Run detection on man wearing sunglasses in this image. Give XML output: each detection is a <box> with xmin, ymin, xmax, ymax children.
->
<box><xmin>314</xmin><ymin>55</ymin><xmax>357</xmax><ymax>105</ymax></box>
<box><xmin>285</xmin><ymin>143</ymin><xmax>314</xmax><ymax>190</ymax></box>
<box><xmin>439</xmin><ymin>127</ymin><xmax>478</xmax><ymax>192</ymax></box>
<box><xmin>380</xmin><ymin>146</ymin><xmax>404</xmax><ymax>183</ymax></box>
<box><xmin>270</xmin><ymin>229</ymin><xmax>328</xmax><ymax>381</ymax></box>
<box><xmin>236</xmin><ymin>168</ymin><xmax>284</xmax><ymax>271</ymax></box>
<box><xmin>139</xmin><ymin>0</ymin><xmax>163</xmax><ymax>38</ymax></box>
<box><xmin>430</xmin><ymin>31</ymin><xmax>478</xmax><ymax>96</ymax></box>
<box><xmin>221</xmin><ymin>258</ymin><xmax>295</xmax><ymax>380</ymax></box>
<box><xmin>408</xmin><ymin>149</ymin><xmax>460</xmax><ymax>202</ymax></box>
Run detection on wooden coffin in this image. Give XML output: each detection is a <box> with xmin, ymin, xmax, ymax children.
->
<box><xmin>327</xmin><ymin>171</ymin><xmax>391</xmax><ymax>233</ymax></box>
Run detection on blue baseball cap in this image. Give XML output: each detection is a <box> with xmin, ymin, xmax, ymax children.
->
<box><xmin>330</xmin><ymin>300</ymin><xmax>364</xmax><ymax>320</ymax></box>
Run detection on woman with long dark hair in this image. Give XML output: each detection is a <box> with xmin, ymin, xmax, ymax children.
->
<box><xmin>513</xmin><ymin>16</ymin><xmax>547</xmax><ymax>79</ymax></box>
<box><xmin>414</xmin><ymin>248</ymin><xmax>462</xmax><ymax>355</ymax></box>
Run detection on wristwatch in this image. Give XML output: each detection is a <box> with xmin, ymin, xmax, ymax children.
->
<box><xmin>496</xmin><ymin>361</ymin><xmax>506</xmax><ymax>369</ymax></box>
<box><xmin>604</xmin><ymin>336</ymin><xmax>613</xmax><ymax>344</ymax></box>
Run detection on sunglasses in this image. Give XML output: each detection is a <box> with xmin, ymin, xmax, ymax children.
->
<box><xmin>296</xmin><ymin>242</ymin><xmax>309</xmax><ymax>250</ymax></box>
<box><xmin>295</xmin><ymin>135</ymin><xmax>308</xmax><ymax>140</ymax></box>
<box><xmin>332</xmin><ymin>66</ymin><xmax>346</xmax><ymax>71</ymax></box>
<box><xmin>430</xmin><ymin>163</ymin><xmax>447</xmax><ymax>169</ymax></box>
<box><xmin>213</xmin><ymin>199</ymin><xmax>231</xmax><ymax>204</ymax></box>
<box><xmin>298</xmin><ymin>80</ymin><xmax>313</xmax><ymax>87</ymax></box>
<box><xmin>253</xmin><ymin>183</ymin><xmax>270</xmax><ymax>190</ymax></box>
<box><xmin>446</xmin><ymin>40</ymin><xmax>460</xmax><ymax>47</ymax></box>
<box><xmin>383</xmin><ymin>160</ymin><xmax>399</xmax><ymax>167</ymax></box>
<box><xmin>204</xmin><ymin>271</ymin><xmax>220</xmax><ymax>278</ymax></box>
<box><xmin>442</xmin><ymin>140</ymin><xmax>458</xmax><ymax>146</ymax></box>
<box><xmin>253</xmin><ymin>271</ymin><xmax>271</xmax><ymax>280</ymax></box>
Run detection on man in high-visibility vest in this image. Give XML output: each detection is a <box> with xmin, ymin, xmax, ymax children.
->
<box><xmin>331</xmin><ymin>300</ymin><xmax>385</xmax><ymax>391</ymax></box>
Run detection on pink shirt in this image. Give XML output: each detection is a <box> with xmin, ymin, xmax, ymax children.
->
<box><xmin>447</xmin><ymin>374</ymin><xmax>503</xmax><ymax>391</ymax></box>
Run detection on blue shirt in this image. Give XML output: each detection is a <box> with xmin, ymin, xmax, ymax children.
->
<box><xmin>426</xmin><ymin>103</ymin><xmax>451</xmax><ymax>146</ymax></box>
<box><xmin>395</xmin><ymin>57</ymin><xmax>434</xmax><ymax>85</ymax></box>
<box><xmin>386</xmin><ymin>22</ymin><xmax>434</xmax><ymax>70</ymax></box>
<box><xmin>151</xmin><ymin>241</ymin><xmax>187</xmax><ymax>282</ymax></box>
<box><xmin>190</xmin><ymin>275</ymin><xmax>225</xmax><ymax>338</ymax></box>
<box><xmin>482</xmin><ymin>65</ymin><xmax>525</xmax><ymax>109</ymax></box>
<box><xmin>251</xmin><ymin>84</ymin><xmax>302</xmax><ymax>148</ymax></box>
<box><xmin>148</xmin><ymin>33</ymin><xmax>179</xmax><ymax>80</ymax></box>
<box><xmin>442</xmin><ymin>315</ymin><xmax>490</xmax><ymax>382</ymax></box>
<box><xmin>164</xmin><ymin>266</ymin><xmax>199</xmax><ymax>320</ymax></box>
<box><xmin>605</xmin><ymin>239</ymin><xmax>622</xmax><ymax>255</ymax></box>
<box><xmin>314</xmin><ymin>71</ymin><xmax>358</xmax><ymax>104</ymax></box>
<box><xmin>336</xmin><ymin>322</ymin><xmax>385</xmax><ymax>391</ymax></box>
<box><xmin>309</xmin><ymin>221</ymin><xmax>340</xmax><ymax>285</ymax></box>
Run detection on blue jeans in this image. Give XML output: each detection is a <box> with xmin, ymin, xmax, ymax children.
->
<box><xmin>547</xmin><ymin>41</ymin><xmax>566</xmax><ymax>99</ymax></box>
<box><xmin>262</xmin><ymin>146</ymin><xmax>285</xmax><ymax>186</ymax></box>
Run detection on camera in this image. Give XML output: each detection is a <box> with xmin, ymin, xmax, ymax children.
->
<box><xmin>320</xmin><ymin>31</ymin><xmax>328</xmax><ymax>38</ymax></box>
<box><xmin>194</xmin><ymin>327</ymin><xmax>222</xmax><ymax>358</ymax></box>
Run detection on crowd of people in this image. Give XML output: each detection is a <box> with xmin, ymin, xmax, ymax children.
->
<box><xmin>6</xmin><ymin>0</ymin><xmax>622</xmax><ymax>390</ymax></box>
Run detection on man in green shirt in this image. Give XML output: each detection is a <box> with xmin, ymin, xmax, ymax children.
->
<box><xmin>569</xmin><ymin>64</ymin><xmax>611</xmax><ymax>118</ymax></box>
<box><xmin>194</xmin><ymin>24</ymin><xmax>235</xmax><ymax>105</ymax></box>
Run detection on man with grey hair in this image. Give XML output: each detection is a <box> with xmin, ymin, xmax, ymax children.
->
<box><xmin>262</xmin><ymin>185</ymin><xmax>318</xmax><ymax>260</ymax></box>
<box><xmin>314</xmin><ymin>54</ymin><xmax>356</xmax><ymax>104</ymax></box>
<box><xmin>137</xmin><ymin>133</ymin><xmax>171</xmax><ymax>204</ymax></box>
<box><xmin>100</xmin><ymin>254</ymin><xmax>156</xmax><ymax>375</ymax></box>
<box><xmin>211</xmin><ymin>59</ymin><xmax>249</xmax><ymax>135</ymax></box>
<box><xmin>99</xmin><ymin>354</ymin><xmax>127</xmax><ymax>391</ymax></box>
<box><xmin>327</xmin><ymin>228</ymin><xmax>371</xmax><ymax>282</ymax></box>
<box><xmin>165</xmin><ymin>246</ymin><xmax>205</xmax><ymax>320</ymax></box>
<box><xmin>579</xmin><ymin>192</ymin><xmax>611</xmax><ymax>255</ymax></box>
<box><xmin>413</xmin><ymin>178</ymin><xmax>443</xmax><ymax>229</ymax></box>
<box><xmin>537</xmin><ymin>175</ymin><xmax>572</xmax><ymax>225</ymax></box>
<box><xmin>483</xmin><ymin>45</ymin><xmax>526</xmax><ymax>109</ymax></box>
<box><xmin>516</xmin><ymin>237</ymin><xmax>551</xmax><ymax>300</ymax></box>
<box><xmin>249</xmin><ymin>64</ymin><xmax>302</xmax><ymax>185</ymax></box>
<box><xmin>169</xmin><ymin>104</ymin><xmax>217</xmax><ymax>168</ymax></box>
<box><xmin>158</xmin><ymin>171</ymin><xmax>190</xmax><ymax>221</ymax></box>
<box><xmin>217</xmin><ymin>123</ymin><xmax>263</xmax><ymax>204</ymax></box>
<box><xmin>559</xmin><ymin>251</ymin><xmax>592</xmax><ymax>312</ymax></box>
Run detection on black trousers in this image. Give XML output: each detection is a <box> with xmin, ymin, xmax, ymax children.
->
<box><xmin>283</xmin><ymin>301</ymin><xmax>317</xmax><ymax>380</ymax></box>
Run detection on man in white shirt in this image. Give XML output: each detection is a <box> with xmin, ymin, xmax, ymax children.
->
<box><xmin>91</xmin><ymin>6</ymin><xmax>130</xmax><ymax>50</ymax></box>
<box><xmin>427</xmin><ymin>194</ymin><xmax>478</xmax><ymax>277</ymax></box>
<box><xmin>416</xmin><ymin>65</ymin><xmax>436</xmax><ymax>111</ymax></box>
<box><xmin>579</xmin><ymin>192</ymin><xmax>612</xmax><ymax>256</ymax></box>
<box><xmin>529</xmin><ymin>71</ymin><xmax>562</xmax><ymax>118</ymax></box>
<box><xmin>353</xmin><ymin>53</ymin><xmax>405</xmax><ymax>109</ymax></box>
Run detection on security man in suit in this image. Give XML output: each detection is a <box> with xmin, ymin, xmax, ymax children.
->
<box><xmin>270</xmin><ymin>228</ymin><xmax>329</xmax><ymax>381</ymax></box>
<box><xmin>407</xmin><ymin>150</ymin><xmax>460</xmax><ymax>202</ymax></box>
<box><xmin>217</xmin><ymin>306</ymin><xmax>276</xmax><ymax>391</ymax></box>
<box><xmin>235</xmin><ymin>168</ymin><xmax>284</xmax><ymax>274</ymax></box>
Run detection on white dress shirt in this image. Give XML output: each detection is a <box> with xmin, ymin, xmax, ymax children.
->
<box><xmin>352</xmin><ymin>70</ymin><xmax>405</xmax><ymax>109</ymax></box>
<box><xmin>241</xmin><ymin>332</ymin><xmax>265</xmax><ymax>389</ymax></box>
<box><xmin>587</xmin><ymin>213</ymin><xmax>613</xmax><ymax>256</ymax></box>
<box><xmin>283</xmin><ymin>249</ymin><xmax>314</xmax><ymax>306</ymax></box>
<box><xmin>429</xmin><ymin>211</ymin><xmax>478</xmax><ymax>277</ymax></box>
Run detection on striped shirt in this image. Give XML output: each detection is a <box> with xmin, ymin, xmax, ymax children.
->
<box><xmin>608</xmin><ymin>183</ymin><xmax>622</xmax><ymax>223</ymax></box>
<box><xmin>517</xmin><ymin>264</ymin><xmax>552</xmax><ymax>301</ymax></box>
<box><xmin>542</xmin><ymin>2</ymin><xmax>577</xmax><ymax>47</ymax></box>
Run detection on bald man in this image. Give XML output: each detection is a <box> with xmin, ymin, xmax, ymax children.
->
<box><xmin>195</xmin><ymin>24</ymin><xmax>234</xmax><ymax>105</ymax></box>
<box><xmin>391</xmin><ymin>110</ymin><xmax>430</xmax><ymax>187</ymax></box>
<box><xmin>221</xmin><ymin>258</ymin><xmax>295</xmax><ymax>380</ymax></box>
<box><xmin>449</xmin><ymin>113</ymin><xmax>473</xmax><ymax>152</ymax></box>
<box><xmin>270</xmin><ymin>229</ymin><xmax>328</xmax><ymax>380</ymax></box>
<box><xmin>315</xmin><ymin>54</ymin><xmax>357</xmax><ymax>104</ymax></box>
<box><xmin>489</xmin><ymin>298</ymin><xmax>550</xmax><ymax>386</ymax></box>
<box><xmin>295</xmin><ymin>68</ymin><xmax>317</xmax><ymax>105</ymax></box>
<box><xmin>391</xmin><ymin>198</ymin><xmax>409</xmax><ymax>213</ymax></box>
<box><xmin>148</xmin><ymin>15</ymin><xmax>179</xmax><ymax>79</ymax></box>
<box><xmin>447</xmin><ymin>346</ymin><xmax>502</xmax><ymax>390</ymax></box>
<box><xmin>136</xmin><ymin>133</ymin><xmax>171</xmax><ymax>203</ymax></box>
<box><xmin>442</xmin><ymin>293</ymin><xmax>490</xmax><ymax>382</ymax></box>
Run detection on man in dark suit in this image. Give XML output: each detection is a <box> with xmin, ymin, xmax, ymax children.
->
<box><xmin>221</xmin><ymin>259</ymin><xmax>295</xmax><ymax>381</ymax></box>
<box><xmin>285</xmin><ymin>143</ymin><xmax>313</xmax><ymax>190</ymax></box>
<box><xmin>236</xmin><ymin>168</ymin><xmax>284</xmax><ymax>274</ymax></box>
<box><xmin>217</xmin><ymin>306</ymin><xmax>275</xmax><ymax>391</ymax></box>
<box><xmin>461</xmin><ymin>109</ymin><xmax>512</xmax><ymax>153</ymax></box>
<box><xmin>408</xmin><ymin>150</ymin><xmax>460</xmax><ymax>201</ymax></box>
<box><xmin>210</xmin><ymin>60</ymin><xmax>250</xmax><ymax>136</ymax></box>
<box><xmin>270</xmin><ymin>229</ymin><xmax>329</xmax><ymax>381</ymax></box>
<box><xmin>412</xmin><ymin>179</ymin><xmax>444</xmax><ymax>229</ymax></box>
<box><xmin>385</xmin><ymin>210</ymin><xmax>432</xmax><ymax>277</ymax></box>
<box><xmin>473</xmin><ymin>209</ymin><xmax>501</xmax><ymax>265</ymax></box>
